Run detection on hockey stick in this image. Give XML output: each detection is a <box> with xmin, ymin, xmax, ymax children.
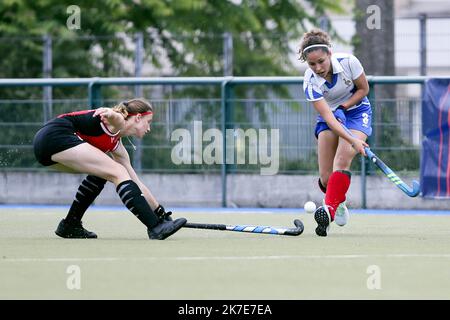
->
<box><xmin>183</xmin><ymin>219</ymin><xmax>304</xmax><ymax>236</ymax></box>
<box><xmin>340</xmin><ymin>122</ymin><xmax>420</xmax><ymax>197</ymax></box>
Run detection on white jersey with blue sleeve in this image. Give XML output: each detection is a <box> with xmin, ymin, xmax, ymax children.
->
<box><xmin>303</xmin><ymin>53</ymin><xmax>370</xmax><ymax>111</ymax></box>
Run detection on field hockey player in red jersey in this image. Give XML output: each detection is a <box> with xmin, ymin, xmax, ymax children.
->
<box><xmin>33</xmin><ymin>98</ymin><xmax>187</xmax><ymax>240</ymax></box>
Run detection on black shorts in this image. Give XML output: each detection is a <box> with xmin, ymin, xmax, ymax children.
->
<box><xmin>33</xmin><ymin>118</ymin><xmax>86</xmax><ymax>166</ymax></box>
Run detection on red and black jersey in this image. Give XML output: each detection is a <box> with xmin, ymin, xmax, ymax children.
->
<box><xmin>57</xmin><ymin>110</ymin><xmax>121</xmax><ymax>153</ymax></box>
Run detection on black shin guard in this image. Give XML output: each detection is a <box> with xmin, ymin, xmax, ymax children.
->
<box><xmin>318</xmin><ymin>178</ymin><xmax>327</xmax><ymax>194</ymax></box>
<box><xmin>66</xmin><ymin>175</ymin><xmax>106</xmax><ymax>224</ymax></box>
<box><xmin>116</xmin><ymin>180</ymin><xmax>159</xmax><ymax>228</ymax></box>
<box><xmin>336</xmin><ymin>169</ymin><xmax>352</xmax><ymax>179</ymax></box>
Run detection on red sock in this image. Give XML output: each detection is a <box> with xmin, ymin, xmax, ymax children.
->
<box><xmin>324</xmin><ymin>170</ymin><xmax>351</xmax><ymax>220</ymax></box>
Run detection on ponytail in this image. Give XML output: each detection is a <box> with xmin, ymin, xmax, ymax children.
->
<box><xmin>112</xmin><ymin>102</ymin><xmax>129</xmax><ymax>119</ymax></box>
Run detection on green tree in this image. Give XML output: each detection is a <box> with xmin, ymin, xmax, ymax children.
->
<box><xmin>1</xmin><ymin>0</ymin><xmax>345</xmax><ymax>79</ymax></box>
<box><xmin>0</xmin><ymin>0</ymin><xmax>345</xmax><ymax>170</ymax></box>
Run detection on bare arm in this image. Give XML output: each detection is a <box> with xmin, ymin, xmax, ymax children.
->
<box><xmin>111</xmin><ymin>142</ymin><xmax>159</xmax><ymax>210</ymax></box>
<box><xmin>93</xmin><ymin>107</ymin><xmax>125</xmax><ymax>133</ymax></box>
<box><xmin>313</xmin><ymin>99</ymin><xmax>369</xmax><ymax>156</ymax></box>
<box><xmin>340</xmin><ymin>73</ymin><xmax>369</xmax><ymax>109</ymax></box>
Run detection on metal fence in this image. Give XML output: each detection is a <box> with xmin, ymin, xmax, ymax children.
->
<box><xmin>0</xmin><ymin>76</ymin><xmax>427</xmax><ymax>170</ymax></box>
<box><xmin>2</xmin><ymin>16</ymin><xmax>449</xmax><ymax>77</ymax></box>
<box><xmin>0</xmin><ymin>76</ymin><xmax>434</xmax><ymax>207</ymax></box>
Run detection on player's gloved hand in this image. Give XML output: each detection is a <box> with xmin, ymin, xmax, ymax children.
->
<box><xmin>333</xmin><ymin>105</ymin><xmax>346</xmax><ymax>124</ymax></box>
<box><xmin>154</xmin><ymin>204</ymin><xmax>173</xmax><ymax>222</ymax></box>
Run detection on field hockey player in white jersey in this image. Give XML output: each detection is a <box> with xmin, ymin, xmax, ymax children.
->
<box><xmin>299</xmin><ymin>29</ymin><xmax>371</xmax><ymax>237</ymax></box>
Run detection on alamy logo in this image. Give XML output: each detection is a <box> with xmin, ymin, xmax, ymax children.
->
<box><xmin>66</xmin><ymin>5</ymin><xmax>81</xmax><ymax>30</ymax></box>
<box><xmin>366</xmin><ymin>5</ymin><xmax>381</xmax><ymax>30</ymax></box>
<box><xmin>171</xmin><ymin>121</ymin><xmax>280</xmax><ymax>175</ymax></box>
<box><xmin>66</xmin><ymin>265</ymin><xmax>81</xmax><ymax>290</ymax></box>
<box><xmin>366</xmin><ymin>265</ymin><xmax>381</xmax><ymax>290</ymax></box>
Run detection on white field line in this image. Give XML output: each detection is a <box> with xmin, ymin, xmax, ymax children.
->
<box><xmin>2</xmin><ymin>254</ymin><xmax>450</xmax><ymax>263</ymax></box>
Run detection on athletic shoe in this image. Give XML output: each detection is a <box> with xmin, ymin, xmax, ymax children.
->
<box><xmin>334</xmin><ymin>201</ymin><xmax>349</xmax><ymax>227</ymax></box>
<box><xmin>55</xmin><ymin>219</ymin><xmax>98</xmax><ymax>239</ymax></box>
<box><xmin>314</xmin><ymin>204</ymin><xmax>333</xmax><ymax>237</ymax></box>
<box><xmin>148</xmin><ymin>218</ymin><xmax>187</xmax><ymax>240</ymax></box>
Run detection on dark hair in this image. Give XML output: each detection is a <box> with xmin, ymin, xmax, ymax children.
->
<box><xmin>298</xmin><ymin>29</ymin><xmax>331</xmax><ymax>62</ymax></box>
<box><xmin>112</xmin><ymin>98</ymin><xmax>153</xmax><ymax>119</ymax></box>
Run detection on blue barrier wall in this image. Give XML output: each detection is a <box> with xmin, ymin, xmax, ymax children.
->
<box><xmin>422</xmin><ymin>78</ymin><xmax>450</xmax><ymax>198</ymax></box>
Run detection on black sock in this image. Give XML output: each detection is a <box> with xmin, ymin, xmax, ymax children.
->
<box><xmin>318</xmin><ymin>178</ymin><xmax>327</xmax><ymax>194</ymax></box>
<box><xmin>116</xmin><ymin>180</ymin><xmax>159</xmax><ymax>228</ymax></box>
<box><xmin>65</xmin><ymin>175</ymin><xmax>106</xmax><ymax>224</ymax></box>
